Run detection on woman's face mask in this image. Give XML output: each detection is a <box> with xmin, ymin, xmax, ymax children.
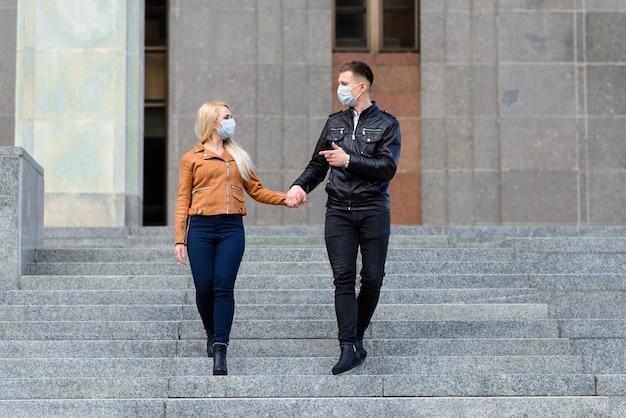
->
<box><xmin>216</xmin><ymin>118</ymin><xmax>236</xmax><ymax>139</ymax></box>
<box><xmin>337</xmin><ymin>83</ymin><xmax>363</xmax><ymax>107</ymax></box>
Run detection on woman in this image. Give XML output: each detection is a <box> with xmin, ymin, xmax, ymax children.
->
<box><xmin>175</xmin><ymin>101</ymin><xmax>292</xmax><ymax>375</ymax></box>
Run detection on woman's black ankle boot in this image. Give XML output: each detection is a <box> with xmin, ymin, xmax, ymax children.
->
<box><xmin>206</xmin><ymin>332</ymin><xmax>215</xmax><ymax>357</ymax></box>
<box><xmin>212</xmin><ymin>343</ymin><xmax>228</xmax><ymax>375</ymax></box>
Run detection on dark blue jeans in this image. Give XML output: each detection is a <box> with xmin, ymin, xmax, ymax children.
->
<box><xmin>186</xmin><ymin>215</ymin><xmax>245</xmax><ymax>345</ymax></box>
<box><xmin>324</xmin><ymin>208</ymin><xmax>390</xmax><ymax>345</ymax></box>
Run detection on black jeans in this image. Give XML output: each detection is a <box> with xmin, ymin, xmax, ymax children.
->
<box><xmin>324</xmin><ymin>208</ymin><xmax>390</xmax><ymax>345</ymax></box>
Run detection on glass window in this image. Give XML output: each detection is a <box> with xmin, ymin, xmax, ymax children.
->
<box><xmin>334</xmin><ymin>0</ymin><xmax>418</xmax><ymax>52</ymax></box>
<box><xmin>145</xmin><ymin>0</ymin><xmax>167</xmax><ymax>47</ymax></box>
<box><xmin>145</xmin><ymin>52</ymin><xmax>167</xmax><ymax>102</ymax></box>
<box><xmin>335</xmin><ymin>0</ymin><xmax>367</xmax><ymax>50</ymax></box>
<box><xmin>382</xmin><ymin>0</ymin><xmax>416</xmax><ymax>50</ymax></box>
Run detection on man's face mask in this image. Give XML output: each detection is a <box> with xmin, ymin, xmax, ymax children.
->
<box><xmin>337</xmin><ymin>83</ymin><xmax>363</xmax><ymax>107</ymax></box>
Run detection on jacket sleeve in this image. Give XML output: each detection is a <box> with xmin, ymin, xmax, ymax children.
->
<box><xmin>174</xmin><ymin>154</ymin><xmax>193</xmax><ymax>245</ymax></box>
<box><xmin>291</xmin><ymin>123</ymin><xmax>331</xmax><ymax>193</ymax></box>
<box><xmin>347</xmin><ymin>117</ymin><xmax>401</xmax><ymax>182</ymax></box>
<box><xmin>244</xmin><ymin>171</ymin><xmax>287</xmax><ymax>206</ymax></box>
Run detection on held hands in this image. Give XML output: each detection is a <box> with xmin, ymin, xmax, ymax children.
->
<box><xmin>286</xmin><ymin>142</ymin><xmax>347</xmax><ymax>209</ymax></box>
<box><xmin>319</xmin><ymin>142</ymin><xmax>349</xmax><ymax>167</ymax></box>
<box><xmin>286</xmin><ymin>185</ymin><xmax>307</xmax><ymax>208</ymax></box>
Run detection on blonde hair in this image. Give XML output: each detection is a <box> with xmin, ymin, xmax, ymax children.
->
<box><xmin>195</xmin><ymin>101</ymin><xmax>255</xmax><ymax>182</ymax></box>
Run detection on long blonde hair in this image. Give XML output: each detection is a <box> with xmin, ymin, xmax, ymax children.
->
<box><xmin>194</xmin><ymin>101</ymin><xmax>255</xmax><ymax>182</ymax></box>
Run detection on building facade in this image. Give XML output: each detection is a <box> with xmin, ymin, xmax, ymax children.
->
<box><xmin>1</xmin><ymin>1</ymin><xmax>624</xmax><ymax>227</ymax></box>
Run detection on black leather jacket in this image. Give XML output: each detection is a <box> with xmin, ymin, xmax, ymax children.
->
<box><xmin>293</xmin><ymin>102</ymin><xmax>401</xmax><ymax>210</ymax></box>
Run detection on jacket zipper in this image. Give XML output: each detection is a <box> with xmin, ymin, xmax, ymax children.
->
<box><xmin>328</xmin><ymin>127</ymin><xmax>344</xmax><ymax>140</ymax></box>
<box><xmin>226</xmin><ymin>162</ymin><xmax>231</xmax><ymax>214</ymax></box>
<box><xmin>191</xmin><ymin>186</ymin><xmax>211</xmax><ymax>202</ymax></box>
<box><xmin>346</xmin><ymin>118</ymin><xmax>360</xmax><ymax>210</ymax></box>
<box><xmin>362</xmin><ymin>127</ymin><xmax>383</xmax><ymax>135</ymax></box>
<box><xmin>180</xmin><ymin>222</ymin><xmax>186</xmax><ymax>244</ymax></box>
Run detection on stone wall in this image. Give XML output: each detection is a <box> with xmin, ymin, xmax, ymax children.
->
<box><xmin>166</xmin><ymin>0</ymin><xmax>333</xmax><ymax>226</ymax></box>
<box><xmin>0</xmin><ymin>0</ymin><xmax>16</xmax><ymax>146</ymax></box>
<box><xmin>0</xmin><ymin>147</ymin><xmax>43</xmax><ymax>289</ymax></box>
<box><xmin>420</xmin><ymin>0</ymin><xmax>626</xmax><ymax>225</ymax></box>
<box><xmin>333</xmin><ymin>53</ymin><xmax>421</xmax><ymax>225</ymax></box>
<box><xmin>14</xmin><ymin>0</ymin><xmax>144</xmax><ymax>226</ymax></box>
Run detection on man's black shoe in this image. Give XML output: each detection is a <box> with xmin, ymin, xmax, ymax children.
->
<box><xmin>332</xmin><ymin>343</ymin><xmax>363</xmax><ymax>375</ymax></box>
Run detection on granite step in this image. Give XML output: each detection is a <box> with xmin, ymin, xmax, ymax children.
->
<box><xmin>4</xmin><ymin>225</ymin><xmax>624</xmax><ymax>416</ymax></box>
<box><xmin>0</xmin><ymin>355</ymin><xmax>584</xmax><ymax>379</ymax></box>
<box><xmin>0</xmin><ymin>303</ymin><xmax>549</xmax><ymax>321</ymax></box>
<box><xmin>0</xmin><ymin>288</ymin><xmax>542</xmax><ymax>305</ymax></box>
<box><xmin>18</xmin><ymin>273</ymin><xmax>626</xmax><ymax>291</ymax></box>
<box><xmin>34</xmin><ymin>247</ymin><xmax>515</xmax><ymax>263</ymax></box>
<box><xmin>0</xmin><ymin>318</ymin><xmax>565</xmax><ymax>341</ymax></box>
<box><xmin>128</xmin><ymin>234</ymin><xmax>452</xmax><ymax>248</ymax></box>
<box><xmin>26</xmin><ymin>256</ymin><xmax>626</xmax><ymax>275</ymax></box>
<box><xmin>0</xmin><ymin>338</ymin><xmax>572</xmax><ymax>358</ymax></box>
<box><xmin>505</xmin><ymin>237</ymin><xmax>626</xmax><ymax>253</ymax></box>
<box><xmin>0</xmin><ymin>396</ymin><xmax>616</xmax><ymax>418</ymax></box>
<box><xmin>0</xmin><ymin>373</ymin><xmax>614</xmax><ymax>399</ymax></box>
<box><xmin>16</xmin><ymin>273</ymin><xmax>532</xmax><ymax>290</ymax></box>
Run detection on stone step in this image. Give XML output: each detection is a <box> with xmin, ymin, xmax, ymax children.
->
<box><xmin>530</xmin><ymin>292</ymin><xmax>626</xmax><ymax>319</ymax></box>
<box><xmin>17</xmin><ymin>273</ymin><xmax>534</xmax><ymax>290</ymax></box>
<box><xmin>0</xmin><ymin>338</ymin><xmax>571</xmax><ymax>358</ymax></box>
<box><xmin>529</xmin><ymin>274</ymin><xmax>626</xmax><ymax>290</ymax></box>
<box><xmin>506</xmin><ymin>237</ymin><xmax>626</xmax><ymax>253</ymax></box>
<box><xmin>11</xmin><ymin>225</ymin><xmax>625</xmax><ymax>415</ymax></box>
<box><xmin>3</xmin><ymin>373</ymin><xmax>619</xmax><ymax>399</ymax></box>
<box><xmin>0</xmin><ymin>319</ymin><xmax>568</xmax><ymax>341</ymax></box>
<box><xmin>43</xmin><ymin>224</ymin><xmax>626</xmax><ymax>238</ymax></box>
<box><xmin>0</xmin><ymin>303</ymin><xmax>548</xmax><ymax>321</ymax></box>
<box><xmin>24</xmin><ymin>261</ymin><xmax>517</xmax><ymax>276</ymax></box>
<box><xmin>34</xmin><ymin>247</ymin><xmax>515</xmax><ymax>263</ymax></box>
<box><xmin>0</xmin><ymin>288</ymin><xmax>541</xmax><ymax>305</ymax></box>
<box><xmin>128</xmin><ymin>234</ymin><xmax>452</xmax><ymax>248</ymax></box>
<box><xmin>0</xmin><ymin>355</ymin><xmax>583</xmax><ymax>379</ymax></box>
<box><xmin>18</xmin><ymin>273</ymin><xmax>626</xmax><ymax>291</ymax></box>
<box><xmin>27</xmin><ymin>256</ymin><xmax>626</xmax><ymax>275</ymax></box>
<box><xmin>185</xmin><ymin>319</ymin><xmax>567</xmax><ymax>340</ymax></box>
<box><xmin>0</xmin><ymin>396</ymin><xmax>616</xmax><ymax>417</ymax></box>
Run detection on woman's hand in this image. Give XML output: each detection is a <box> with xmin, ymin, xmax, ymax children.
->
<box><xmin>175</xmin><ymin>243</ymin><xmax>187</xmax><ymax>265</ymax></box>
<box><xmin>286</xmin><ymin>185</ymin><xmax>307</xmax><ymax>208</ymax></box>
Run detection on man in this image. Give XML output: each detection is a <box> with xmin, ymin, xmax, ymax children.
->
<box><xmin>286</xmin><ymin>61</ymin><xmax>401</xmax><ymax>375</ymax></box>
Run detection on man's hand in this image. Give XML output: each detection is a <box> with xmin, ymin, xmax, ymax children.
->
<box><xmin>319</xmin><ymin>142</ymin><xmax>349</xmax><ymax>167</ymax></box>
<box><xmin>286</xmin><ymin>185</ymin><xmax>307</xmax><ymax>208</ymax></box>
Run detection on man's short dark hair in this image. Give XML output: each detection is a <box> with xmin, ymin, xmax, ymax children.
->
<box><xmin>339</xmin><ymin>61</ymin><xmax>374</xmax><ymax>87</ymax></box>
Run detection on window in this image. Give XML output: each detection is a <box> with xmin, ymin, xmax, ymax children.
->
<box><xmin>144</xmin><ymin>0</ymin><xmax>168</xmax><ymax>226</ymax></box>
<box><xmin>334</xmin><ymin>0</ymin><xmax>419</xmax><ymax>52</ymax></box>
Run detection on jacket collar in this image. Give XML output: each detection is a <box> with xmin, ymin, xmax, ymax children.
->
<box><xmin>348</xmin><ymin>101</ymin><xmax>378</xmax><ymax>117</ymax></box>
<box><xmin>193</xmin><ymin>141</ymin><xmax>234</xmax><ymax>161</ymax></box>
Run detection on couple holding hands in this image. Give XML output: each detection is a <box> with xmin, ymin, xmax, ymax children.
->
<box><xmin>174</xmin><ymin>61</ymin><xmax>401</xmax><ymax>376</ymax></box>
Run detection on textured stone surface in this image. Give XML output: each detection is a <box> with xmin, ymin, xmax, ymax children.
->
<box><xmin>0</xmin><ymin>147</ymin><xmax>43</xmax><ymax>289</ymax></box>
<box><xmin>14</xmin><ymin>0</ymin><xmax>143</xmax><ymax>227</ymax></box>
<box><xmin>1</xmin><ymin>225</ymin><xmax>625</xmax><ymax>416</ymax></box>
<box><xmin>420</xmin><ymin>3</ymin><xmax>626</xmax><ymax>226</ymax></box>
<box><xmin>0</xmin><ymin>3</ymin><xmax>16</xmax><ymax>147</ymax></box>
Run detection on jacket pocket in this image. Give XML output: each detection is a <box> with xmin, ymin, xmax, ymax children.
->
<box><xmin>326</xmin><ymin>127</ymin><xmax>347</xmax><ymax>145</ymax></box>
<box><xmin>191</xmin><ymin>186</ymin><xmax>211</xmax><ymax>203</ymax></box>
<box><xmin>231</xmin><ymin>185</ymin><xmax>245</xmax><ymax>203</ymax></box>
<box><xmin>357</xmin><ymin>128</ymin><xmax>384</xmax><ymax>157</ymax></box>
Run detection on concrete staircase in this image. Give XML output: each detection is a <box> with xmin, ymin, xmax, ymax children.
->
<box><xmin>1</xmin><ymin>225</ymin><xmax>625</xmax><ymax>417</ymax></box>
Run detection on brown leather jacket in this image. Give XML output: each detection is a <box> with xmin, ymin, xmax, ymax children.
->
<box><xmin>175</xmin><ymin>142</ymin><xmax>286</xmax><ymax>244</ymax></box>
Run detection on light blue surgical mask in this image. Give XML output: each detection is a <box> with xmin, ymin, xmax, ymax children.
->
<box><xmin>337</xmin><ymin>84</ymin><xmax>363</xmax><ymax>107</ymax></box>
<box><xmin>216</xmin><ymin>118</ymin><xmax>236</xmax><ymax>139</ymax></box>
